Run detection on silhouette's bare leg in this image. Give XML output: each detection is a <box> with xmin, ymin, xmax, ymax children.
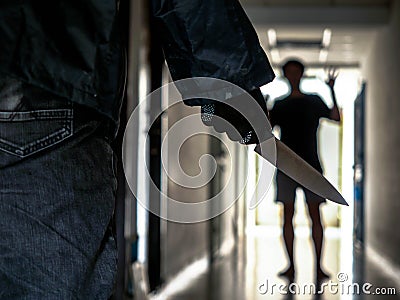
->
<box><xmin>279</xmin><ymin>202</ymin><xmax>295</xmax><ymax>280</ymax></box>
<box><xmin>306</xmin><ymin>201</ymin><xmax>329</xmax><ymax>281</ymax></box>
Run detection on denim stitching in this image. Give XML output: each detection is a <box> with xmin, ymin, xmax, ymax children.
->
<box><xmin>0</xmin><ymin>109</ymin><xmax>73</xmax><ymax>121</ymax></box>
<box><xmin>0</xmin><ymin>108</ymin><xmax>73</xmax><ymax>158</ymax></box>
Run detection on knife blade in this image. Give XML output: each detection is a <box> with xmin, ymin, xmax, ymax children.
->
<box><xmin>254</xmin><ymin>137</ymin><xmax>348</xmax><ymax>206</ymax></box>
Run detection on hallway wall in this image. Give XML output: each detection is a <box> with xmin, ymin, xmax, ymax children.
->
<box><xmin>161</xmin><ymin>104</ymin><xmax>210</xmax><ymax>279</ymax></box>
<box><xmin>362</xmin><ymin>0</ymin><xmax>400</xmax><ymax>269</ymax></box>
<box><xmin>160</xmin><ymin>102</ymin><xmax>244</xmax><ymax>282</ymax></box>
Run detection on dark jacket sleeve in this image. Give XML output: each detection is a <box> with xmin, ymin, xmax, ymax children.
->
<box><xmin>152</xmin><ymin>0</ymin><xmax>275</xmax><ymax>102</ymax></box>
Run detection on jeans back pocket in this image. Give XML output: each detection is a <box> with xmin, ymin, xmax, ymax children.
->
<box><xmin>0</xmin><ymin>98</ymin><xmax>73</xmax><ymax>171</ymax></box>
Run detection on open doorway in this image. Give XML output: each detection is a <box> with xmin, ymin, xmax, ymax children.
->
<box><xmin>245</xmin><ymin>67</ymin><xmax>361</xmax><ymax>288</ymax></box>
<box><xmin>254</xmin><ymin>67</ymin><xmax>360</xmax><ymax>228</ymax></box>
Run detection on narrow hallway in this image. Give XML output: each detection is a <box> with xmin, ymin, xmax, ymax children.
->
<box><xmin>126</xmin><ymin>1</ymin><xmax>400</xmax><ymax>299</ymax></box>
<box><xmin>152</xmin><ymin>226</ymin><xmax>399</xmax><ymax>299</ymax></box>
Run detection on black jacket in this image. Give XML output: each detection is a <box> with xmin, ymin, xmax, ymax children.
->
<box><xmin>0</xmin><ymin>0</ymin><xmax>274</xmax><ymax>127</ymax></box>
<box><xmin>0</xmin><ymin>1</ymin><xmax>124</xmax><ymax>124</ymax></box>
<box><xmin>152</xmin><ymin>0</ymin><xmax>275</xmax><ymax>102</ymax></box>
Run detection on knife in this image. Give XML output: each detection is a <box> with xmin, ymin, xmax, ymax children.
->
<box><xmin>254</xmin><ymin>137</ymin><xmax>348</xmax><ymax>206</ymax></box>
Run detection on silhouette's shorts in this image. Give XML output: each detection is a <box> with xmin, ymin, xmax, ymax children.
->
<box><xmin>275</xmin><ymin>171</ymin><xmax>326</xmax><ymax>204</ymax></box>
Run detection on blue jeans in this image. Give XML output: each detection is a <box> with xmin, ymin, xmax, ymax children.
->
<box><xmin>0</xmin><ymin>78</ymin><xmax>117</xmax><ymax>299</ymax></box>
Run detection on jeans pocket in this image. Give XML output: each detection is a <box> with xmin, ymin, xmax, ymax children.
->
<box><xmin>0</xmin><ymin>104</ymin><xmax>73</xmax><ymax>158</ymax></box>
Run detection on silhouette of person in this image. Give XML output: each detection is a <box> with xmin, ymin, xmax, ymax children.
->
<box><xmin>269</xmin><ymin>59</ymin><xmax>340</xmax><ymax>282</ymax></box>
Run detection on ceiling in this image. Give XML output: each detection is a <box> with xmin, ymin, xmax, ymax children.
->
<box><xmin>242</xmin><ymin>0</ymin><xmax>391</xmax><ymax>5</ymax></box>
<box><xmin>240</xmin><ymin>0</ymin><xmax>393</xmax><ymax>69</ymax></box>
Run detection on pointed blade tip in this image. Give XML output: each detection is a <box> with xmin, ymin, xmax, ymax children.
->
<box><xmin>329</xmin><ymin>197</ymin><xmax>349</xmax><ymax>206</ymax></box>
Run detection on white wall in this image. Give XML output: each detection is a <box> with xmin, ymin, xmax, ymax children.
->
<box><xmin>161</xmin><ymin>101</ymin><xmax>245</xmax><ymax>280</ymax></box>
<box><xmin>362</xmin><ymin>0</ymin><xmax>400</xmax><ymax>268</ymax></box>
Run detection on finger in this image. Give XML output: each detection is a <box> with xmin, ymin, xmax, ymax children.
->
<box><xmin>334</xmin><ymin>69</ymin><xmax>340</xmax><ymax>79</ymax></box>
<box><xmin>328</xmin><ymin>67</ymin><xmax>336</xmax><ymax>79</ymax></box>
<box><xmin>330</xmin><ymin>67</ymin><xmax>336</xmax><ymax>77</ymax></box>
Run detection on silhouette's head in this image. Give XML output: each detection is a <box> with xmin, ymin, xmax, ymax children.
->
<box><xmin>282</xmin><ymin>59</ymin><xmax>305</xmax><ymax>88</ymax></box>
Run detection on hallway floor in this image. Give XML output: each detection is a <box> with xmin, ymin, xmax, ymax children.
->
<box><xmin>152</xmin><ymin>226</ymin><xmax>399</xmax><ymax>300</ymax></box>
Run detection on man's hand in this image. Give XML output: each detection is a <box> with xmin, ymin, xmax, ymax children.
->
<box><xmin>200</xmin><ymin>89</ymin><xmax>271</xmax><ymax>145</ymax></box>
<box><xmin>325</xmin><ymin>67</ymin><xmax>341</xmax><ymax>122</ymax></box>
<box><xmin>325</xmin><ymin>67</ymin><xmax>339</xmax><ymax>89</ymax></box>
